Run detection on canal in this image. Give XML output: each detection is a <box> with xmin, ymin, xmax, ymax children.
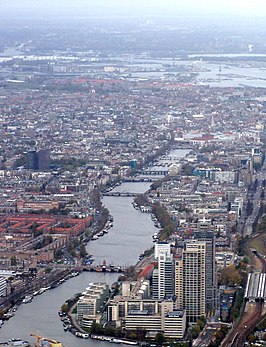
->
<box><xmin>0</xmin><ymin>149</ymin><xmax>190</xmax><ymax>346</ymax></box>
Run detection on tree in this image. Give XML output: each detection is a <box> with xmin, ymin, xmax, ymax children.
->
<box><xmin>54</xmin><ymin>249</ymin><xmax>63</xmax><ymax>259</ymax></box>
<box><xmin>72</xmin><ymin>237</ymin><xmax>79</xmax><ymax>248</ymax></box>
<box><xmin>115</xmin><ymin>327</ymin><xmax>122</xmax><ymax>337</ymax></box>
<box><xmin>61</xmin><ymin>303</ymin><xmax>69</xmax><ymax>313</ymax></box>
<box><xmin>10</xmin><ymin>256</ymin><xmax>17</xmax><ymax>267</ymax></box>
<box><xmin>150</xmin><ymin>176</ymin><xmax>171</xmax><ymax>191</ymax></box>
<box><xmin>104</xmin><ymin>324</ymin><xmax>115</xmax><ymax>336</ymax></box>
<box><xmin>220</xmin><ymin>265</ymin><xmax>242</xmax><ymax>286</ymax></box>
<box><xmin>181</xmin><ymin>163</ymin><xmax>195</xmax><ymax>176</ymax></box>
<box><xmin>90</xmin><ymin>322</ymin><xmax>103</xmax><ymax>334</ymax></box>
<box><xmin>134</xmin><ymin>194</ymin><xmax>149</xmax><ymax>207</ymax></box>
<box><xmin>126</xmin><ymin>331</ymin><xmax>137</xmax><ymax>340</ymax></box>
<box><xmin>197</xmin><ymin>316</ymin><xmax>206</xmax><ymax>330</ymax></box>
<box><xmin>155</xmin><ymin>332</ymin><xmax>165</xmax><ymax>345</ymax></box>
<box><xmin>44</xmin><ymin>235</ymin><xmax>53</xmax><ymax>246</ymax></box>
<box><xmin>190</xmin><ymin>325</ymin><xmax>201</xmax><ymax>338</ymax></box>
<box><xmin>80</xmin><ymin>244</ymin><xmax>87</xmax><ymax>258</ymax></box>
<box><xmin>247</xmin><ymin>333</ymin><xmax>256</xmax><ymax>343</ymax></box>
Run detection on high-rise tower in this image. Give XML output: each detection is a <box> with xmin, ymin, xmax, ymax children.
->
<box><xmin>194</xmin><ymin>230</ymin><xmax>217</xmax><ymax>312</ymax></box>
<box><xmin>153</xmin><ymin>251</ymin><xmax>173</xmax><ymax>300</ymax></box>
<box><xmin>182</xmin><ymin>240</ymin><xmax>206</xmax><ymax>322</ymax></box>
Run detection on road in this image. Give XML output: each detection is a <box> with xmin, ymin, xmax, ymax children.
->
<box><xmin>221</xmin><ymin>164</ymin><xmax>266</xmax><ymax>347</ymax></box>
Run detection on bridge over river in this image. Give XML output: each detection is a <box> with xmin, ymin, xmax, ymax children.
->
<box><xmin>102</xmin><ymin>191</ymin><xmax>141</xmax><ymax>197</ymax></box>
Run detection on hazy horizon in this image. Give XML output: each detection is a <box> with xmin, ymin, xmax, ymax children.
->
<box><xmin>1</xmin><ymin>0</ymin><xmax>266</xmax><ymax>19</ymax></box>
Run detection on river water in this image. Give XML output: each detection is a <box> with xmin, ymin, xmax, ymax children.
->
<box><xmin>0</xmin><ymin>149</ymin><xmax>190</xmax><ymax>346</ymax></box>
<box><xmin>127</xmin><ymin>56</ymin><xmax>266</xmax><ymax>88</ymax></box>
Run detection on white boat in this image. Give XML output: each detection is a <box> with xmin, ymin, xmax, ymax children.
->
<box><xmin>0</xmin><ymin>339</ymin><xmax>30</xmax><ymax>347</ymax></box>
<box><xmin>38</xmin><ymin>288</ymin><xmax>47</xmax><ymax>295</ymax></box>
<box><xmin>75</xmin><ymin>332</ymin><xmax>89</xmax><ymax>338</ymax></box>
<box><xmin>110</xmin><ymin>339</ymin><xmax>138</xmax><ymax>345</ymax></box>
<box><xmin>22</xmin><ymin>295</ymin><xmax>33</xmax><ymax>304</ymax></box>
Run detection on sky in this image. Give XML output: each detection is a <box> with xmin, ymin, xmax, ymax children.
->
<box><xmin>1</xmin><ymin>0</ymin><xmax>266</xmax><ymax>17</ymax></box>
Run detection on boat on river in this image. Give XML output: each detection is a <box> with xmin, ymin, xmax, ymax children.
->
<box><xmin>0</xmin><ymin>339</ymin><xmax>30</xmax><ymax>347</ymax></box>
<box><xmin>22</xmin><ymin>295</ymin><xmax>33</xmax><ymax>304</ymax></box>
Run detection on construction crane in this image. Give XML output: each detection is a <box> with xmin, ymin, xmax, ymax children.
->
<box><xmin>30</xmin><ymin>334</ymin><xmax>63</xmax><ymax>347</ymax></box>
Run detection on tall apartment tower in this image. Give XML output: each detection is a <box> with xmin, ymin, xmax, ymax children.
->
<box><xmin>194</xmin><ymin>229</ymin><xmax>217</xmax><ymax>312</ymax></box>
<box><xmin>26</xmin><ymin>148</ymin><xmax>51</xmax><ymax>170</ymax></box>
<box><xmin>26</xmin><ymin>150</ymin><xmax>38</xmax><ymax>170</ymax></box>
<box><xmin>154</xmin><ymin>242</ymin><xmax>171</xmax><ymax>260</ymax></box>
<box><xmin>182</xmin><ymin>240</ymin><xmax>206</xmax><ymax>322</ymax></box>
<box><xmin>38</xmin><ymin>148</ymin><xmax>51</xmax><ymax>170</ymax></box>
<box><xmin>153</xmin><ymin>251</ymin><xmax>173</xmax><ymax>300</ymax></box>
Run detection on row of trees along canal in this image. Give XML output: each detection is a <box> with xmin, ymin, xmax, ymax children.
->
<box><xmin>133</xmin><ymin>174</ymin><xmax>191</xmax><ymax>242</ymax></box>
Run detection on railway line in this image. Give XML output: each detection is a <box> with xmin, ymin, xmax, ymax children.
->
<box><xmin>235</xmin><ymin>303</ymin><xmax>264</xmax><ymax>347</ymax></box>
<box><xmin>220</xmin><ymin>170</ymin><xmax>266</xmax><ymax>346</ymax></box>
<box><xmin>221</xmin><ymin>243</ymin><xmax>266</xmax><ymax>347</ymax></box>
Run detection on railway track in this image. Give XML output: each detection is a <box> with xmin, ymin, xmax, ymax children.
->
<box><xmin>221</xmin><ymin>243</ymin><xmax>266</xmax><ymax>347</ymax></box>
<box><xmin>235</xmin><ymin>302</ymin><xmax>264</xmax><ymax>346</ymax></box>
<box><xmin>234</xmin><ymin>254</ymin><xmax>266</xmax><ymax>346</ymax></box>
<box><xmin>220</xmin><ymin>302</ymin><xmax>259</xmax><ymax>347</ymax></box>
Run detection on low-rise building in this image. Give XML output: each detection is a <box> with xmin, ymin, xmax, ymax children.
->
<box><xmin>77</xmin><ymin>282</ymin><xmax>109</xmax><ymax>327</ymax></box>
<box><xmin>107</xmin><ymin>297</ymin><xmax>186</xmax><ymax>338</ymax></box>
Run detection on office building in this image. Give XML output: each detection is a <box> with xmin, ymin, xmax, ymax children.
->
<box><xmin>182</xmin><ymin>240</ymin><xmax>206</xmax><ymax>322</ymax></box>
<box><xmin>163</xmin><ymin>310</ymin><xmax>186</xmax><ymax>338</ymax></box>
<box><xmin>108</xmin><ymin>297</ymin><xmax>186</xmax><ymax>338</ymax></box>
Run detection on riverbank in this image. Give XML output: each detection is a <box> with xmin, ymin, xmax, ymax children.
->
<box><xmin>0</xmin><ymin>149</ymin><xmax>191</xmax><ymax>346</ymax></box>
<box><xmin>0</xmin><ymin>269</ymin><xmax>79</xmax><ymax>327</ymax></box>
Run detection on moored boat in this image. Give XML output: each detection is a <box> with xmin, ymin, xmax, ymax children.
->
<box><xmin>0</xmin><ymin>339</ymin><xmax>30</xmax><ymax>347</ymax></box>
<box><xmin>22</xmin><ymin>295</ymin><xmax>33</xmax><ymax>304</ymax></box>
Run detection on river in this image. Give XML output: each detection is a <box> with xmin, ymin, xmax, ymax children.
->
<box><xmin>126</xmin><ymin>56</ymin><xmax>266</xmax><ymax>88</ymax></box>
<box><xmin>0</xmin><ymin>149</ymin><xmax>190</xmax><ymax>346</ymax></box>
<box><xmin>3</xmin><ymin>50</ymin><xmax>266</xmax><ymax>88</ymax></box>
